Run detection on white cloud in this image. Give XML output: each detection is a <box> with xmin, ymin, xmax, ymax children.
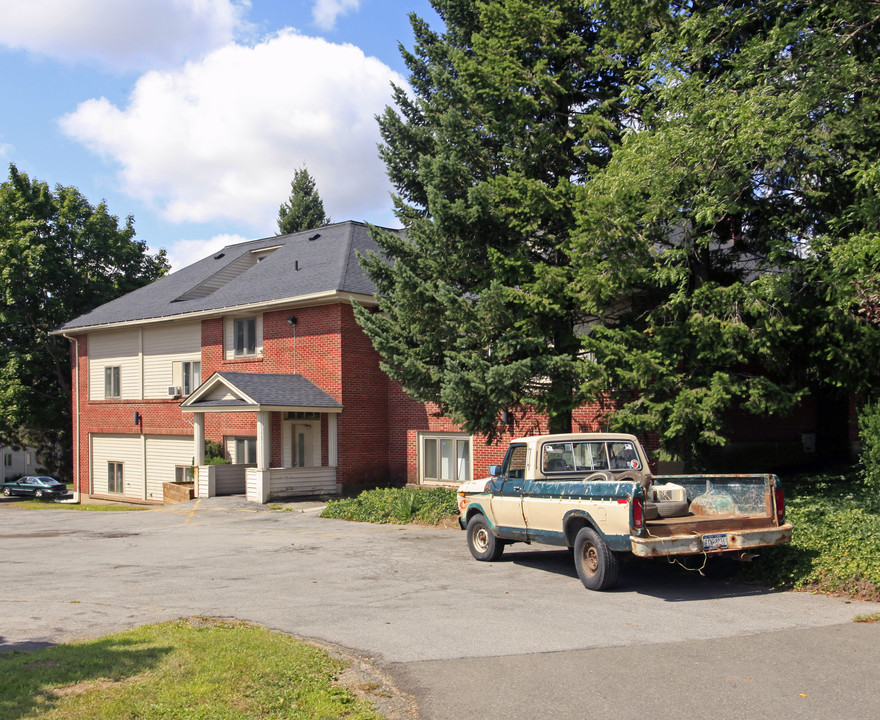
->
<box><xmin>163</xmin><ymin>233</ymin><xmax>248</xmax><ymax>273</ymax></box>
<box><xmin>312</xmin><ymin>0</ymin><xmax>361</xmax><ymax>30</ymax></box>
<box><xmin>0</xmin><ymin>0</ymin><xmax>251</xmax><ymax>71</ymax></box>
<box><xmin>60</xmin><ymin>31</ymin><xmax>405</xmax><ymax>233</ymax></box>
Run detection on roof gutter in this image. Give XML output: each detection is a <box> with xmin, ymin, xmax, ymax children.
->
<box><xmin>49</xmin><ymin>290</ymin><xmax>380</xmax><ymax>336</ymax></box>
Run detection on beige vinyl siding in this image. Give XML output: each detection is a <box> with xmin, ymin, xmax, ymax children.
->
<box><xmin>145</xmin><ymin>436</ymin><xmax>193</xmax><ymax>501</ymax></box>
<box><xmin>88</xmin><ymin>329</ymin><xmax>142</xmax><ymax>401</ymax></box>
<box><xmin>142</xmin><ymin>322</ymin><xmax>201</xmax><ymax>398</ymax></box>
<box><xmin>91</xmin><ymin>434</ymin><xmax>144</xmax><ymax>499</ymax></box>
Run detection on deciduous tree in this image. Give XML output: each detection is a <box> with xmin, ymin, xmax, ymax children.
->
<box><xmin>0</xmin><ymin>164</ymin><xmax>168</xmax><ymax>476</ymax></box>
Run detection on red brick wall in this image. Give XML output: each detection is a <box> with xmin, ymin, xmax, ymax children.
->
<box><xmin>68</xmin><ymin>300</ymin><xmax>851</xmax><ymax>497</ymax></box>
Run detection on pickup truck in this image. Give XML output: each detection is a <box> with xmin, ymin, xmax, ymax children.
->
<box><xmin>457</xmin><ymin>433</ymin><xmax>792</xmax><ymax>591</ymax></box>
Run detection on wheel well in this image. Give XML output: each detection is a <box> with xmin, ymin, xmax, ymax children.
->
<box><xmin>466</xmin><ymin>508</ymin><xmax>485</xmax><ymax>524</ymax></box>
<box><xmin>565</xmin><ymin>516</ymin><xmax>597</xmax><ymax>547</ymax></box>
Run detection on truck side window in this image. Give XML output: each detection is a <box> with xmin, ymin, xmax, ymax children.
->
<box><xmin>502</xmin><ymin>444</ymin><xmax>528</xmax><ymax>480</ymax></box>
<box><xmin>608</xmin><ymin>442</ymin><xmax>641</xmax><ymax>471</ymax></box>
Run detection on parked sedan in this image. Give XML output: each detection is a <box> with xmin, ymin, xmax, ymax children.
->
<box><xmin>2</xmin><ymin>476</ymin><xmax>69</xmax><ymax>499</ymax></box>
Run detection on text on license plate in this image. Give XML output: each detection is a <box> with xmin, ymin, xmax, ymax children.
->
<box><xmin>702</xmin><ymin>533</ymin><xmax>729</xmax><ymax>551</ymax></box>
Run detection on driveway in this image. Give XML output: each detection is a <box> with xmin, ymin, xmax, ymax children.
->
<box><xmin>2</xmin><ymin>497</ymin><xmax>878</xmax><ymax>719</ymax></box>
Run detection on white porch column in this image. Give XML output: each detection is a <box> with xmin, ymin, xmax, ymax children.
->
<box><xmin>257</xmin><ymin>410</ymin><xmax>270</xmax><ymax>470</ymax></box>
<box><xmin>250</xmin><ymin>410</ymin><xmax>271</xmax><ymax>504</ymax></box>
<box><xmin>193</xmin><ymin>412</ymin><xmax>205</xmax><ymax>465</ymax></box>
<box><xmin>328</xmin><ymin>413</ymin><xmax>338</xmax><ymax>466</ymax></box>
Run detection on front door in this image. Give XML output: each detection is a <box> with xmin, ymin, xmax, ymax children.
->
<box><xmin>291</xmin><ymin>423</ymin><xmax>317</xmax><ymax>468</ymax></box>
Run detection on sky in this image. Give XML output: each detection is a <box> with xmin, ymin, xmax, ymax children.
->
<box><xmin>0</xmin><ymin>0</ymin><xmax>441</xmax><ymax>271</ymax></box>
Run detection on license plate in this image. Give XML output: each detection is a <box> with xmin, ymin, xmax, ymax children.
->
<box><xmin>702</xmin><ymin>533</ymin><xmax>729</xmax><ymax>551</ymax></box>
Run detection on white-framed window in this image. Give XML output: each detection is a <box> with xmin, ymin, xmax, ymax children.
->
<box><xmin>175</xmin><ymin>466</ymin><xmax>194</xmax><ymax>482</ymax></box>
<box><xmin>182</xmin><ymin>361</ymin><xmax>200</xmax><ymax>395</ymax></box>
<box><xmin>223</xmin><ymin>315</ymin><xmax>262</xmax><ymax>360</ymax></box>
<box><xmin>234</xmin><ymin>437</ymin><xmax>257</xmax><ymax>464</ymax></box>
<box><xmin>108</xmin><ymin>462</ymin><xmax>124</xmax><ymax>493</ymax></box>
<box><xmin>234</xmin><ymin>317</ymin><xmax>258</xmax><ymax>356</ymax></box>
<box><xmin>104</xmin><ymin>366</ymin><xmax>121</xmax><ymax>398</ymax></box>
<box><xmin>420</xmin><ymin>433</ymin><xmax>471</xmax><ymax>484</ymax></box>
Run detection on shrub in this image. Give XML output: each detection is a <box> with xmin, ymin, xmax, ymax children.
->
<box><xmin>321</xmin><ymin>487</ymin><xmax>459</xmax><ymax>524</ymax></box>
<box><xmin>859</xmin><ymin>399</ymin><xmax>880</xmax><ymax>492</ymax></box>
<box><xmin>739</xmin><ymin>468</ymin><xmax>880</xmax><ymax>599</ymax></box>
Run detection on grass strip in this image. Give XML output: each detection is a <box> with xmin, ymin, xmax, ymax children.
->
<box><xmin>4</xmin><ymin>500</ymin><xmax>146</xmax><ymax>511</ymax></box>
<box><xmin>0</xmin><ymin>617</ymin><xmax>383</xmax><ymax>720</ymax></box>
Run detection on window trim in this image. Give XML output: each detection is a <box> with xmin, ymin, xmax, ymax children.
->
<box><xmin>234</xmin><ymin>317</ymin><xmax>257</xmax><ymax>357</ymax></box>
<box><xmin>175</xmin><ymin>466</ymin><xmax>195</xmax><ymax>483</ymax></box>
<box><xmin>224</xmin><ymin>314</ymin><xmax>263</xmax><ymax>360</ymax></box>
<box><xmin>233</xmin><ymin>436</ymin><xmax>257</xmax><ymax>465</ymax></box>
<box><xmin>419</xmin><ymin>432</ymin><xmax>472</xmax><ymax>484</ymax></box>
<box><xmin>107</xmin><ymin>461</ymin><xmax>124</xmax><ymax>494</ymax></box>
<box><xmin>104</xmin><ymin>366</ymin><xmax>121</xmax><ymax>398</ymax></box>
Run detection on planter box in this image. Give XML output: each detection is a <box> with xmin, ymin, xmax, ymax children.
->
<box><xmin>163</xmin><ymin>481</ymin><xmax>195</xmax><ymax>505</ymax></box>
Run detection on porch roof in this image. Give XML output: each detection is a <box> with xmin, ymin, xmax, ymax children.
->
<box><xmin>180</xmin><ymin>372</ymin><xmax>343</xmax><ymax>413</ymax></box>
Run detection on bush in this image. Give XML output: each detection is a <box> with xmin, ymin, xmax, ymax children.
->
<box><xmin>321</xmin><ymin>487</ymin><xmax>459</xmax><ymax>525</ymax></box>
<box><xmin>859</xmin><ymin>400</ymin><xmax>880</xmax><ymax>491</ymax></box>
<box><xmin>739</xmin><ymin>468</ymin><xmax>880</xmax><ymax>599</ymax></box>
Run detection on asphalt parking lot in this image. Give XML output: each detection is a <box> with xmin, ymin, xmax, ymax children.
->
<box><xmin>2</xmin><ymin>496</ymin><xmax>878</xmax><ymax>719</ymax></box>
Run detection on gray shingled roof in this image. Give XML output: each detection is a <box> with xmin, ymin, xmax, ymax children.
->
<box><xmin>183</xmin><ymin>372</ymin><xmax>343</xmax><ymax>410</ymax></box>
<box><xmin>56</xmin><ymin>221</ymin><xmax>393</xmax><ymax>332</ymax></box>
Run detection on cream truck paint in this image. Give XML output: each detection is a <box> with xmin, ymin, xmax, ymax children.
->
<box><xmin>457</xmin><ymin>433</ymin><xmax>792</xmax><ymax>591</ymax></box>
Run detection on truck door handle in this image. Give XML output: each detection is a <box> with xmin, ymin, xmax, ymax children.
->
<box><xmin>513</xmin><ymin>486</ymin><xmax>521</xmax><ymax>492</ymax></box>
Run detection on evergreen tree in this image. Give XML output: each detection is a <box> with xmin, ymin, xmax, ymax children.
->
<box><xmin>357</xmin><ymin>0</ymin><xmax>630</xmax><ymax>438</ymax></box>
<box><xmin>573</xmin><ymin>0</ymin><xmax>880</xmax><ymax>468</ymax></box>
<box><xmin>277</xmin><ymin>166</ymin><xmax>330</xmax><ymax>235</ymax></box>
<box><xmin>0</xmin><ymin>164</ymin><xmax>169</xmax><ymax>476</ymax></box>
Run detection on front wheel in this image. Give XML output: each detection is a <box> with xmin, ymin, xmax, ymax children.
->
<box><xmin>2</xmin><ymin>487</ymin><xmax>11</xmax><ymax>496</ymax></box>
<box><xmin>573</xmin><ymin>527</ymin><xmax>619</xmax><ymax>591</ymax></box>
<box><xmin>466</xmin><ymin>514</ymin><xmax>504</xmax><ymax>562</ymax></box>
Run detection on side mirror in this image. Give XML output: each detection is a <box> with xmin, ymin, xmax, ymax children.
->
<box><xmin>488</xmin><ymin>464</ymin><xmax>502</xmax><ymax>477</ymax></box>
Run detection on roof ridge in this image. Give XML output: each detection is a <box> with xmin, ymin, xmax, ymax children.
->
<box><xmin>337</xmin><ymin>222</ymin><xmax>357</xmax><ymax>291</ymax></box>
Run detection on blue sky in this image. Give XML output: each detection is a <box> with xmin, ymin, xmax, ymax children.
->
<box><xmin>0</xmin><ymin>1</ymin><xmax>440</xmax><ymax>270</ymax></box>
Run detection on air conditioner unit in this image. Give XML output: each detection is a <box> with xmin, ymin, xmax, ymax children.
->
<box><xmin>167</xmin><ymin>385</ymin><xmax>181</xmax><ymax>397</ymax></box>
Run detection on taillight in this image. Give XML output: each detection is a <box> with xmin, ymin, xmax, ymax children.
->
<box><xmin>632</xmin><ymin>496</ymin><xmax>643</xmax><ymax>530</ymax></box>
<box><xmin>775</xmin><ymin>486</ymin><xmax>785</xmax><ymax>525</ymax></box>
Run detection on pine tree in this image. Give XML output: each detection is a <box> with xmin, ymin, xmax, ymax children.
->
<box><xmin>277</xmin><ymin>166</ymin><xmax>330</xmax><ymax>235</ymax></box>
<box><xmin>356</xmin><ymin>0</ymin><xmax>630</xmax><ymax>439</ymax></box>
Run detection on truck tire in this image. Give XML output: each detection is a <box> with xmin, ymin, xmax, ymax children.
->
<box><xmin>573</xmin><ymin>526</ymin><xmax>619</xmax><ymax>591</ymax></box>
<box><xmin>644</xmin><ymin>500</ymin><xmax>689</xmax><ymax>520</ymax></box>
<box><xmin>466</xmin><ymin>514</ymin><xmax>504</xmax><ymax>562</ymax></box>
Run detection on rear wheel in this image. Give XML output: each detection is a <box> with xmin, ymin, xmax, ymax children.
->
<box><xmin>573</xmin><ymin>527</ymin><xmax>619</xmax><ymax>591</ymax></box>
<box><xmin>35</xmin><ymin>490</ymin><xmax>44</xmax><ymax>499</ymax></box>
<box><xmin>466</xmin><ymin>514</ymin><xmax>504</xmax><ymax>562</ymax></box>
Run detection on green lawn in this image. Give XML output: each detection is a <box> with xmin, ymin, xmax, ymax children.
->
<box><xmin>4</xmin><ymin>500</ymin><xmax>146</xmax><ymax>511</ymax></box>
<box><xmin>0</xmin><ymin>618</ymin><xmax>383</xmax><ymax>720</ymax></box>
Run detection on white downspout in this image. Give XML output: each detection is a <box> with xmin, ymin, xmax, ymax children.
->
<box><xmin>62</xmin><ymin>333</ymin><xmax>81</xmax><ymax>503</ymax></box>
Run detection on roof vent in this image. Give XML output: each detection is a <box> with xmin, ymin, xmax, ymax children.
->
<box><xmin>308</xmin><ymin>233</ymin><xmax>321</xmax><ymax>241</ymax></box>
<box><xmin>214</xmin><ymin>253</ymin><xmax>225</xmax><ymax>259</ymax></box>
